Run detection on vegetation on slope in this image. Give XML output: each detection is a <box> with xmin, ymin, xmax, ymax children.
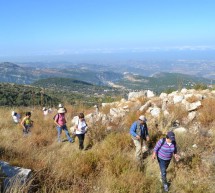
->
<box><xmin>0</xmin><ymin>96</ymin><xmax>215</xmax><ymax>192</ymax></box>
<box><xmin>0</xmin><ymin>82</ymin><xmax>122</xmax><ymax>107</ymax></box>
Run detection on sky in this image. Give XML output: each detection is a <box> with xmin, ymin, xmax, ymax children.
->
<box><xmin>0</xmin><ymin>0</ymin><xmax>215</xmax><ymax>60</ymax></box>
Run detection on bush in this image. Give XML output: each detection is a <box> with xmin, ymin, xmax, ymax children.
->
<box><xmin>198</xmin><ymin>98</ymin><xmax>215</xmax><ymax>126</ymax></box>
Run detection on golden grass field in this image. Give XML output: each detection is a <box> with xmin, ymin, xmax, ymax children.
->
<box><xmin>0</xmin><ymin>99</ymin><xmax>215</xmax><ymax>193</ymax></box>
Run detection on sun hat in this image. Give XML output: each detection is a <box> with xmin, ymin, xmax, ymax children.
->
<box><xmin>167</xmin><ymin>131</ymin><xmax>175</xmax><ymax>141</ymax></box>
<box><xmin>139</xmin><ymin>115</ymin><xmax>147</xmax><ymax>122</ymax></box>
<box><xmin>58</xmin><ymin>104</ymin><xmax>63</xmax><ymax>108</ymax></box>
<box><xmin>58</xmin><ymin>108</ymin><xmax>66</xmax><ymax>114</ymax></box>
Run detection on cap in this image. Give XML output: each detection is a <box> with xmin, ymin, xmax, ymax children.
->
<box><xmin>167</xmin><ymin>131</ymin><xmax>175</xmax><ymax>141</ymax></box>
<box><xmin>139</xmin><ymin>115</ymin><xmax>147</xmax><ymax>122</ymax></box>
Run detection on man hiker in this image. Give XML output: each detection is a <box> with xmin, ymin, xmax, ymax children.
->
<box><xmin>130</xmin><ymin>115</ymin><xmax>150</xmax><ymax>160</ymax></box>
<box><xmin>152</xmin><ymin>131</ymin><xmax>180</xmax><ymax>192</ymax></box>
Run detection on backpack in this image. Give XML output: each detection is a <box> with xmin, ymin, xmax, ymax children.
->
<box><xmin>53</xmin><ymin>114</ymin><xmax>59</xmax><ymax>122</ymax></box>
<box><xmin>156</xmin><ymin>138</ymin><xmax>177</xmax><ymax>156</ymax></box>
<box><xmin>136</xmin><ymin>121</ymin><xmax>148</xmax><ymax>139</ymax></box>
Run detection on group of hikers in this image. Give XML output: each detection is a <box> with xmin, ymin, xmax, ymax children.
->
<box><xmin>12</xmin><ymin>104</ymin><xmax>89</xmax><ymax>151</ymax></box>
<box><xmin>130</xmin><ymin>115</ymin><xmax>180</xmax><ymax>192</ymax></box>
<box><xmin>12</xmin><ymin>105</ymin><xmax>180</xmax><ymax>192</ymax></box>
<box><xmin>53</xmin><ymin>105</ymin><xmax>88</xmax><ymax>150</ymax></box>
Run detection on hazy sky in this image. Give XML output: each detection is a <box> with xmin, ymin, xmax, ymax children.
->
<box><xmin>0</xmin><ymin>0</ymin><xmax>215</xmax><ymax>58</ymax></box>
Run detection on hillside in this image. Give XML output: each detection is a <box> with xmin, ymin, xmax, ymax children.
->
<box><xmin>0</xmin><ymin>82</ymin><xmax>122</xmax><ymax>107</ymax></box>
<box><xmin>116</xmin><ymin>72</ymin><xmax>211</xmax><ymax>93</ymax></box>
<box><xmin>32</xmin><ymin>77</ymin><xmax>121</xmax><ymax>96</ymax></box>
<box><xmin>0</xmin><ymin>88</ymin><xmax>214</xmax><ymax>192</ymax></box>
<box><xmin>0</xmin><ymin>83</ymin><xmax>60</xmax><ymax>107</ymax></box>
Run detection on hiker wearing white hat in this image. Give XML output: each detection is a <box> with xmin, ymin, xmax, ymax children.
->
<box><xmin>58</xmin><ymin>104</ymin><xmax>63</xmax><ymax>108</ymax></box>
<box><xmin>130</xmin><ymin>115</ymin><xmax>150</xmax><ymax>160</ymax></box>
<box><xmin>58</xmin><ymin>104</ymin><xmax>67</xmax><ymax>113</ymax></box>
<box><xmin>54</xmin><ymin>107</ymin><xmax>73</xmax><ymax>143</ymax></box>
<box><xmin>11</xmin><ymin>111</ymin><xmax>21</xmax><ymax>124</ymax></box>
<box><xmin>42</xmin><ymin>107</ymin><xmax>49</xmax><ymax>116</ymax></box>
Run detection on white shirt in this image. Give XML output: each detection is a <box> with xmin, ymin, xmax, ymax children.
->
<box><xmin>12</xmin><ymin>114</ymin><xmax>21</xmax><ymax>123</ymax></box>
<box><xmin>75</xmin><ymin>119</ymin><xmax>88</xmax><ymax>134</ymax></box>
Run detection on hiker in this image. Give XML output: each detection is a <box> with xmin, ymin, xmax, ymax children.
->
<box><xmin>130</xmin><ymin>115</ymin><xmax>150</xmax><ymax>160</ymax></box>
<box><xmin>75</xmin><ymin>113</ymin><xmax>88</xmax><ymax>150</ymax></box>
<box><xmin>94</xmin><ymin>105</ymin><xmax>99</xmax><ymax>115</ymax></box>
<box><xmin>20</xmin><ymin>112</ymin><xmax>33</xmax><ymax>135</ymax></box>
<box><xmin>58</xmin><ymin>103</ymin><xmax>63</xmax><ymax>108</ymax></box>
<box><xmin>58</xmin><ymin>104</ymin><xmax>67</xmax><ymax>113</ymax></box>
<box><xmin>12</xmin><ymin>111</ymin><xmax>21</xmax><ymax>123</ymax></box>
<box><xmin>42</xmin><ymin>107</ymin><xmax>49</xmax><ymax>116</ymax></box>
<box><xmin>54</xmin><ymin>107</ymin><xmax>73</xmax><ymax>143</ymax></box>
<box><xmin>152</xmin><ymin>131</ymin><xmax>180</xmax><ymax>192</ymax></box>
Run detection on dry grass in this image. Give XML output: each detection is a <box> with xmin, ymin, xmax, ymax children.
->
<box><xmin>198</xmin><ymin>98</ymin><xmax>215</xmax><ymax>126</ymax></box>
<box><xmin>136</xmin><ymin>96</ymin><xmax>148</xmax><ymax>106</ymax></box>
<box><xmin>186</xmin><ymin>95</ymin><xmax>199</xmax><ymax>103</ymax></box>
<box><xmin>0</xmin><ymin>106</ymin><xmax>214</xmax><ymax>193</ymax></box>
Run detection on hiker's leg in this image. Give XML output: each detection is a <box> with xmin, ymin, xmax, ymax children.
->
<box><xmin>141</xmin><ymin>139</ymin><xmax>148</xmax><ymax>154</ymax></box>
<box><xmin>133</xmin><ymin>139</ymin><xmax>141</xmax><ymax>160</ymax></box>
<box><xmin>77</xmin><ymin>134</ymin><xmax>85</xmax><ymax>150</ymax></box>
<box><xmin>158</xmin><ymin>157</ymin><xmax>170</xmax><ymax>185</ymax></box>
<box><xmin>27</xmin><ymin>125</ymin><xmax>32</xmax><ymax>133</ymax></box>
<box><xmin>56</xmin><ymin>126</ymin><xmax>62</xmax><ymax>142</ymax></box>
<box><xmin>84</xmin><ymin>133</ymin><xmax>92</xmax><ymax>150</ymax></box>
<box><xmin>23</xmin><ymin>126</ymin><xmax>28</xmax><ymax>135</ymax></box>
<box><xmin>62</xmin><ymin>125</ymin><xmax>73</xmax><ymax>142</ymax></box>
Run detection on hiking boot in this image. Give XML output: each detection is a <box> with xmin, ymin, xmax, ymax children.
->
<box><xmin>163</xmin><ymin>184</ymin><xmax>169</xmax><ymax>192</ymax></box>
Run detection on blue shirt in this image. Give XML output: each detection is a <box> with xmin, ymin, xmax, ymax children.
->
<box><xmin>130</xmin><ymin>121</ymin><xmax>149</xmax><ymax>139</ymax></box>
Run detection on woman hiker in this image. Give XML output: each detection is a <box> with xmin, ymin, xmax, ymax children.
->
<box><xmin>152</xmin><ymin>131</ymin><xmax>180</xmax><ymax>192</ymax></box>
<box><xmin>54</xmin><ymin>107</ymin><xmax>73</xmax><ymax>143</ymax></box>
<box><xmin>75</xmin><ymin>113</ymin><xmax>88</xmax><ymax>150</ymax></box>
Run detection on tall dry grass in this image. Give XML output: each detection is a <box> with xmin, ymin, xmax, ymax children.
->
<box><xmin>0</xmin><ymin>105</ymin><xmax>215</xmax><ymax>193</ymax></box>
<box><xmin>198</xmin><ymin>98</ymin><xmax>215</xmax><ymax>126</ymax></box>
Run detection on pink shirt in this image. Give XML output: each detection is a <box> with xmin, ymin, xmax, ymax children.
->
<box><xmin>55</xmin><ymin>113</ymin><xmax>66</xmax><ymax>126</ymax></box>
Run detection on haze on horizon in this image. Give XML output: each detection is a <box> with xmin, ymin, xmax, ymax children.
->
<box><xmin>0</xmin><ymin>0</ymin><xmax>215</xmax><ymax>62</ymax></box>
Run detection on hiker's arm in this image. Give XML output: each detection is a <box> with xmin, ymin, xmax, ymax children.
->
<box><xmin>54</xmin><ymin>119</ymin><xmax>61</xmax><ymax>127</ymax></box>
<box><xmin>130</xmin><ymin>122</ymin><xmax>139</xmax><ymax>138</ymax></box>
<box><xmin>174</xmin><ymin>154</ymin><xmax>180</xmax><ymax>161</ymax></box>
<box><xmin>152</xmin><ymin>151</ymin><xmax>156</xmax><ymax>159</ymax></box>
<box><xmin>20</xmin><ymin>118</ymin><xmax>26</xmax><ymax>129</ymax></box>
<box><xmin>152</xmin><ymin>140</ymin><xmax>162</xmax><ymax>159</ymax></box>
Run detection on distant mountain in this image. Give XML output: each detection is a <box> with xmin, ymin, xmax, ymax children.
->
<box><xmin>0</xmin><ymin>62</ymin><xmax>212</xmax><ymax>94</ymax></box>
<box><xmin>0</xmin><ymin>62</ymin><xmax>42</xmax><ymax>84</ymax></box>
<box><xmin>0</xmin><ymin>62</ymin><xmax>123</xmax><ymax>85</ymax></box>
<box><xmin>17</xmin><ymin>59</ymin><xmax>215</xmax><ymax>80</ymax></box>
<box><xmin>116</xmin><ymin>72</ymin><xmax>211</xmax><ymax>93</ymax></box>
<box><xmin>32</xmin><ymin>77</ymin><xmax>121</xmax><ymax>96</ymax></box>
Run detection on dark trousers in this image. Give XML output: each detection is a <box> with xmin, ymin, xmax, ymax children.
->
<box><xmin>76</xmin><ymin>134</ymin><xmax>85</xmax><ymax>150</ymax></box>
<box><xmin>157</xmin><ymin>157</ymin><xmax>171</xmax><ymax>185</ymax></box>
